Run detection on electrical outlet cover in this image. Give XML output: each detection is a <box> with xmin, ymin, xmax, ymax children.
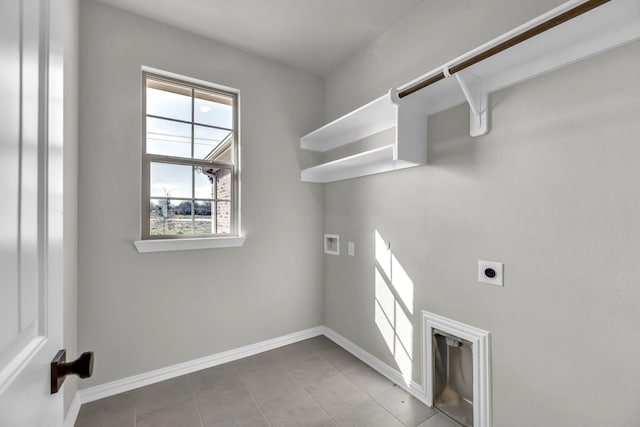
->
<box><xmin>478</xmin><ymin>260</ymin><xmax>503</xmax><ymax>286</ymax></box>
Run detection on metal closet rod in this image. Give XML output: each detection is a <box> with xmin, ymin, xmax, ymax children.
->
<box><xmin>398</xmin><ymin>0</ymin><xmax>611</xmax><ymax>99</ymax></box>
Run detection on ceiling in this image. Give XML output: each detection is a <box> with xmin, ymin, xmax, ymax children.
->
<box><xmin>94</xmin><ymin>0</ymin><xmax>426</xmax><ymax>75</ymax></box>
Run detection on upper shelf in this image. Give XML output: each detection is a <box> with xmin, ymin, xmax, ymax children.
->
<box><xmin>300</xmin><ymin>94</ymin><xmax>396</xmax><ymax>152</ymax></box>
<box><xmin>300</xmin><ymin>0</ymin><xmax>640</xmax><ymax>183</ymax></box>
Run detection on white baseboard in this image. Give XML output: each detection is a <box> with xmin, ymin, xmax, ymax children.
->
<box><xmin>320</xmin><ymin>326</ymin><xmax>429</xmax><ymax>405</ymax></box>
<box><xmin>63</xmin><ymin>392</ymin><xmax>81</xmax><ymax>427</ymax></box>
<box><xmin>68</xmin><ymin>323</ymin><xmax>428</xmax><ymax>426</ymax></box>
<box><xmin>77</xmin><ymin>326</ymin><xmax>324</xmax><ymax>404</ymax></box>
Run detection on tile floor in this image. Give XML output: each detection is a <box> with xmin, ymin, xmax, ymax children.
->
<box><xmin>75</xmin><ymin>336</ymin><xmax>458</xmax><ymax>427</ymax></box>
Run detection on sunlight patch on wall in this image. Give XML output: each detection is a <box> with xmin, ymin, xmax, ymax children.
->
<box><xmin>374</xmin><ymin>304</ymin><xmax>395</xmax><ymax>353</ymax></box>
<box><xmin>374</xmin><ymin>230</ymin><xmax>415</xmax><ymax>384</ymax></box>
<box><xmin>375</xmin><ymin>230</ymin><xmax>392</xmax><ymax>278</ymax></box>
<box><xmin>392</xmin><ymin>254</ymin><xmax>414</xmax><ymax>314</ymax></box>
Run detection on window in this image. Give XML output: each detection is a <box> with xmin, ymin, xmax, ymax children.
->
<box><xmin>141</xmin><ymin>73</ymin><xmax>239</xmax><ymax>240</ymax></box>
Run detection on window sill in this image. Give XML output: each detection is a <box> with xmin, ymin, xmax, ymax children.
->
<box><xmin>134</xmin><ymin>236</ymin><xmax>246</xmax><ymax>253</ymax></box>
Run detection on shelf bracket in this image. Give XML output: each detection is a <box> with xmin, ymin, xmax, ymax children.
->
<box><xmin>451</xmin><ymin>69</ymin><xmax>489</xmax><ymax>137</ymax></box>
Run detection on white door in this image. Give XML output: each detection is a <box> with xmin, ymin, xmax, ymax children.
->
<box><xmin>0</xmin><ymin>0</ymin><xmax>65</xmax><ymax>425</ymax></box>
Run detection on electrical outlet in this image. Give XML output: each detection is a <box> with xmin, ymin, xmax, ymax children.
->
<box><xmin>478</xmin><ymin>260</ymin><xmax>503</xmax><ymax>286</ymax></box>
<box><xmin>348</xmin><ymin>242</ymin><xmax>355</xmax><ymax>256</ymax></box>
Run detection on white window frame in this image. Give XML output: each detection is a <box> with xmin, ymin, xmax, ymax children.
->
<box><xmin>135</xmin><ymin>69</ymin><xmax>244</xmax><ymax>252</ymax></box>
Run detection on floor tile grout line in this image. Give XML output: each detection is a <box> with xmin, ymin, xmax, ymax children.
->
<box><xmin>187</xmin><ymin>374</ymin><xmax>205</xmax><ymax>427</ymax></box>
<box><xmin>134</xmin><ymin>389</ymin><xmax>138</xmax><ymax>427</ymax></box>
<box><xmin>308</xmin><ymin>370</ymin><xmax>405</xmax><ymax>426</ymax></box>
<box><xmin>308</xmin><ymin>354</ymin><xmax>412</xmax><ymax>427</ymax></box>
<box><xmin>317</xmin><ymin>352</ymin><xmax>396</xmax><ymax>401</ymax></box>
<box><xmin>371</xmin><ymin>393</ymin><xmax>411</xmax><ymax>427</ymax></box>
<box><xmin>284</xmin><ymin>365</ymin><xmax>338</xmax><ymax>426</ymax></box>
<box><xmin>232</xmin><ymin>365</ymin><xmax>274</xmax><ymax>427</ymax></box>
<box><xmin>333</xmin><ymin>363</ymin><xmax>385</xmax><ymax>398</ymax></box>
<box><xmin>370</xmin><ymin>385</ymin><xmax>436</xmax><ymax>427</ymax></box>
<box><xmin>292</xmin><ymin>342</ymin><xmax>403</xmax><ymax>425</ymax></box>
<box><xmin>318</xmin><ymin>346</ymin><xmax>435</xmax><ymax>427</ymax></box>
<box><xmin>135</xmin><ymin>377</ymin><xmax>197</xmax><ymax>421</ymax></box>
<box><xmin>235</xmin><ymin>340</ymin><xmax>343</xmax><ymax>426</ymax></box>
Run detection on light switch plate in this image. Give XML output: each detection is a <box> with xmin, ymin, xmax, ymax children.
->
<box><xmin>348</xmin><ymin>242</ymin><xmax>355</xmax><ymax>256</ymax></box>
<box><xmin>478</xmin><ymin>260</ymin><xmax>503</xmax><ymax>286</ymax></box>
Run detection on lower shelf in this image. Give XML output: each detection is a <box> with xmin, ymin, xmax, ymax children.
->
<box><xmin>300</xmin><ymin>145</ymin><xmax>423</xmax><ymax>183</ymax></box>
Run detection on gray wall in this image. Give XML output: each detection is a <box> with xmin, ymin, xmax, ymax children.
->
<box><xmin>63</xmin><ymin>0</ymin><xmax>79</xmax><ymax>416</ymax></box>
<box><xmin>78</xmin><ymin>1</ymin><xmax>324</xmax><ymax>387</ymax></box>
<box><xmin>322</xmin><ymin>1</ymin><xmax>640</xmax><ymax>426</ymax></box>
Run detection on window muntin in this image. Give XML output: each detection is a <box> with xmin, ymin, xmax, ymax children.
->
<box><xmin>142</xmin><ymin>74</ymin><xmax>238</xmax><ymax>239</ymax></box>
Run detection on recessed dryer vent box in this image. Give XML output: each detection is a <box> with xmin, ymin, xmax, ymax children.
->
<box><xmin>324</xmin><ymin>234</ymin><xmax>340</xmax><ymax>255</ymax></box>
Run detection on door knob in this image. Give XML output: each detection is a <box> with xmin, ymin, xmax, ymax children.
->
<box><xmin>51</xmin><ymin>349</ymin><xmax>94</xmax><ymax>394</ymax></box>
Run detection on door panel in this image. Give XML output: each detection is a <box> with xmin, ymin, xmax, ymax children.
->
<box><xmin>0</xmin><ymin>0</ymin><xmax>42</xmax><ymax>375</ymax></box>
<box><xmin>0</xmin><ymin>0</ymin><xmax>22</xmax><ymax>356</ymax></box>
<box><xmin>0</xmin><ymin>0</ymin><xmax>65</xmax><ymax>425</ymax></box>
<box><xmin>20</xmin><ymin>0</ymin><xmax>43</xmax><ymax>338</ymax></box>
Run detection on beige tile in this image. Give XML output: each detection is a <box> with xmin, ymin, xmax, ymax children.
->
<box><xmin>75</xmin><ymin>391</ymin><xmax>137</xmax><ymax>427</ymax></box>
<box><xmin>321</xmin><ymin>347</ymin><xmax>363</xmax><ymax>372</ymax></box>
<box><xmin>242</xmin><ymin>367</ymin><xmax>306</xmax><ymax>406</ymax></box>
<box><xmin>342</xmin><ymin>363</ymin><xmax>395</xmax><ymax>397</ymax></box>
<box><xmin>136</xmin><ymin>376</ymin><xmax>195</xmax><ymax>416</ymax></box>
<box><xmin>266</xmin><ymin>343</ymin><xmax>316</xmax><ymax>365</ymax></box>
<box><xmin>260</xmin><ymin>390</ymin><xmax>334</xmax><ymax>427</ymax></box>
<box><xmin>417</xmin><ymin>413</ymin><xmax>459</xmax><ymax>427</ymax></box>
<box><xmin>266</xmin><ymin>337</ymin><xmax>336</xmax><ymax>365</ymax></box>
<box><xmin>288</xmin><ymin>355</ymin><xmax>340</xmax><ymax>388</ymax></box>
<box><xmin>196</xmin><ymin>393</ymin><xmax>269</xmax><ymax>427</ymax></box>
<box><xmin>75</xmin><ymin>339</ymin><xmax>434</xmax><ymax>427</ymax></box>
<box><xmin>333</xmin><ymin>398</ymin><xmax>404</xmax><ymax>427</ymax></box>
<box><xmin>233</xmin><ymin>348</ymin><xmax>288</xmax><ymax>378</ymax></box>
<box><xmin>189</xmin><ymin>363</ymin><xmax>249</xmax><ymax>401</ymax></box>
<box><xmin>136</xmin><ymin>399</ymin><xmax>202</xmax><ymax>427</ymax></box>
<box><xmin>373</xmin><ymin>385</ymin><xmax>437</xmax><ymax>427</ymax></box>
<box><xmin>296</xmin><ymin>336</ymin><xmax>340</xmax><ymax>354</ymax></box>
<box><xmin>306</xmin><ymin>373</ymin><xmax>369</xmax><ymax>417</ymax></box>
<box><xmin>269</xmin><ymin>336</ymin><xmax>338</xmax><ymax>363</ymax></box>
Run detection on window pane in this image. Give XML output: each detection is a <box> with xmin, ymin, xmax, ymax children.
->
<box><xmin>146</xmin><ymin>117</ymin><xmax>192</xmax><ymax>158</ymax></box>
<box><xmin>194</xmin><ymin>125</ymin><xmax>232</xmax><ymax>160</ymax></box>
<box><xmin>194</xmin><ymin>201</ymin><xmax>213</xmax><ymax>235</ymax></box>
<box><xmin>146</xmin><ymin>79</ymin><xmax>192</xmax><ymax>122</ymax></box>
<box><xmin>216</xmin><ymin>168</ymin><xmax>232</xmax><ymax>200</ymax></box>
<box><xmin>216</xmin><ymin>201</ymin><xmax>231</xmax><ymax>234</ymax></box>
<box><xmin>150</xmin><ymin>199</ymin><xmax>193</xmax><ymax>236</ymax></box>
<box><xmin>143</xmin><ymin>75</ymin><xmax>237</xmax><ymax>240</ymax></box>
<box><xmin>150</xmin><ymin>162</ymin><xmax>192</xmax><ymax>199</ymax></box>
<box><xmin>194</xmin><ymin>90</ymin><xmax>233</xmax><ymax>128</ymax></box>
<box><xmin>194</xmin><ymin>166</ymin><xmax>216</xmax><ymax>199</ymax></box>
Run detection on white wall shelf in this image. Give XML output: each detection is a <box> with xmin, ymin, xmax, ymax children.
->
<box><xmin>301</xmin><ymin>94</ymin><xmax>396</xmax><ymax>152</ymax></box>
<box><xmin>301</xmin><ymin>144</ymin><xmax>427</xmax><ymax>183</ymax></box>
<box><xmin>300</xmin><ymin>0</ymin><xmax>640</xmax><ymax>184</ymax></box>
<box><xmin>300</xmin><ymin>92</ymin><xmax>428</xmax><ymax>183</ymax></box>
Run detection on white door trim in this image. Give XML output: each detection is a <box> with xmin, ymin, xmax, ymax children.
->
<box><xmin>422</xmin><ymin>311</ymin><xmax>492</xmax><ymax>427</ymax></box>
